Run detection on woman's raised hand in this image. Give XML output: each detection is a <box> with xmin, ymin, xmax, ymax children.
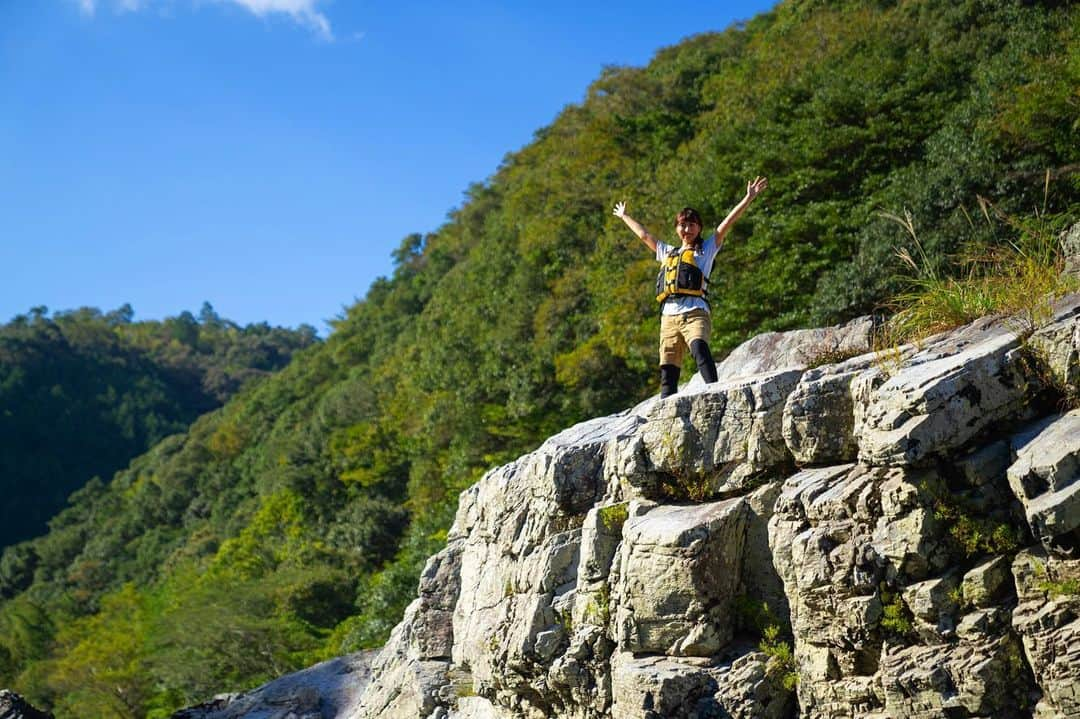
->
<box><xmin>612</xmin><ymin>201</ymin><xmax>627</xmax><ymax>218</ymax></box>
<box><xmin>746</xmin><ymin>176</ymin><xmax>768</xmax><ymax>199</ymax></box>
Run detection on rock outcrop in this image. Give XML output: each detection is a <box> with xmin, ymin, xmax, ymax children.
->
<box><xmin>178</xmin><ymin>289</ymin><xmax>1080</xmax><ymax>719</ymax></box>
<box><xmin>171</xmin><ymin>653</ymin><xmax>376</xmax><ymax>719</ymax></box>
<box><xmin>0</xmin><ymin>691</ymin><xmax>53</xmax><ymax>719</ymax></box>
<box><xmin>346</xmin><ymin>295</ymin><xmax>1080</xmax><ymax>719</ymax></box>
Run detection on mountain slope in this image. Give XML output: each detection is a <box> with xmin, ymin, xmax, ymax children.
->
<box><xmin>0</xmin><ymin>304</ymin><xmax>317</xmax><ymax>550</ymax></box>
<box><xmin>1</xmin><ymin>0</ymin><xmax>1077</xmax><ymax>715</ymax></box>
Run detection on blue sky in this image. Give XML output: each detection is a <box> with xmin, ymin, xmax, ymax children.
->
<box><xmin>1</xmin><ymin>0</ymin><xmax>776</xmax><ymax>334</ymax></box>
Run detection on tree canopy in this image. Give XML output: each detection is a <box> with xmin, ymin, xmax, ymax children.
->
<box><xmin>0</xmin><ymin>304</ymin><xmax>318</xmax><ymax>548</ymax></box>
<box><xmin>1</xmin><ymin>1</ymin><xmax>1077</xmax><ymax>715</ymax></box>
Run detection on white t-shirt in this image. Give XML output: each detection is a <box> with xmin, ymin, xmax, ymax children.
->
<box><xmin>655</xmin><ymin>234</ymin><xmax>721</xmax><ymax>316</ymax></box>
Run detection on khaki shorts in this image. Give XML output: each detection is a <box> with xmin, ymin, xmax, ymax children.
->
<box><xmin>659</xmin><ymin>309</ymin><xmax>711</xmax><ymax>367</ymax></box>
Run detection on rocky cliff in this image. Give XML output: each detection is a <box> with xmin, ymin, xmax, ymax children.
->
<box><xmin>181</xmin><ymin>288</ymin><xmax>1080</xmax><ymax>719</ymax></box>
<box><xmin>347</xmin><ymin>289</ymin><xmax>1080</xmax><ymax>719</ymax></box>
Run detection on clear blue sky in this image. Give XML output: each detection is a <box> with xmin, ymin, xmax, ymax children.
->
<box><xmin>1</xmin><ymin>0</ymin><xmax>776</xmax><ymax>334</ymax></box>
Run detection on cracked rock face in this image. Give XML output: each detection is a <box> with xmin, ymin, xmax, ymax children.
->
<box><xmin>309</xmin><ymin>298</ymin><xmax>1080</xmax><ymax>719</ymax></box>
<box><xmin>612</xmin><ymin>498</ymin><xmax>748</xmax><ymax>656</ymax></box>
<box><xmin>855</xmin><ymin>319</ymin><xmax>1034</xmax><ymax>466</ymax></box>
<box><xmin>1008</xmin><ymin>410</ymin><xmax>1080</xmax><ymax>546</ymax></box>
<box><xmin>1011</xmin><ymin>548</ymin><xmax>1080</xmax><ymax>719</ymax></box>
<box><xmin>615</xmin><ymin>369</ymin><xmax>802</xmax><ymax>499</ymax></box>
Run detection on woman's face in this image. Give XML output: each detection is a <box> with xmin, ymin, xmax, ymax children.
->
<box><xmin>676</xmin><ymin>220</ymin><xmax>701</xmax><ymax>245</ymax></box>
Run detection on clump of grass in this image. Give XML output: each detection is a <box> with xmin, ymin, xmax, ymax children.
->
<box><xmin>657</xmin><ymin>472</ymin><xmax>714</xmax><ymax>502</ymax></box>
<box><xmin>734</xmin><ymin>597</ymin><xmax>798</xmax><ymax>690</ymax></box>
<box><xmin>1039</xmin><ymin>577</ymin><xmax>1080</xmax><ymax>597</ymax></box>
<box><xmin>1034</xmin><ymin>559</ymin><xmax>1080</xmax><ymax>598</ymax></box>
<box><xmin>803</xmin><ymin>344</ymin><xmax>866</xmax><ymax>369</ymax></box>
<box><xmin>597</xmin><ymin>502</ymin><xmax>629</xmax><ymax>531</ymax></box>
<box><xmin>947</xmin><ymin>584</ymin><xmax>967</xmax><ymax>611</ymax></box>
<box><xmin>879</xmin><ymin>587</ymin><xmax>915</xmax><ymax>640</ymax></box>
<box><xmin>1016</xmin><ymin>341</ymin><xmax>1080</xmax><ymax>411</ymax></box>
<box><xmin>880</xmin><ymin>201</ymin><xmax>1078</xmax><ymax>346</ymax></box>
<box><xmin>932</xmin><ymin>496</ymin><xmax>1022</xmax><ymax>559</ymax></box>
<box><xmin>760</xmin><ymin>624</ymin><xmax>798</xmax><ymax>690</ymax></box>
<box><xmin>583</xmin><ymin>584</ymin><xmax>611</xmax><ymax>625</ymax></box>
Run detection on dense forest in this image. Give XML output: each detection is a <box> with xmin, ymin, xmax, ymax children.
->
<box><xmin>0</xmin><ymin>304</ymin><xmax>318</xmax><ymax>547</ymax></box>
<box><xmin>1</xmin><ymin>0</ymin><xmax>1077</xmax><ymax>716</ymax></box>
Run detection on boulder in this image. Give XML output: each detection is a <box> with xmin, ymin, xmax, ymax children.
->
<box><xmin>902</xmin><ymin>574</ymin><xmax>960</xmax><ymax>642</ymax></box>
<box><xmin>855</xmin><ymin>318</ymin><xmax>1035</xmax><ymax>466</ymax></box>
<box><xmin>612</xmin><ymin>369</ymin><xmax>802</xmax><ymax>500</ymax></box>
<box><xmin>172</xmin><ymin>652</ymin><xmax>375</xmax><ymax>719</ymax></box>
<box><xmin>713</xmin><ymin>316</ymin><xmax>875</xmax><ymax>383</ymax></box>
<box><xmin>609</xmin><ymin>653</ymin><xmax>719</xmax><ymax>719</ymax></box>
<box><xmin>960</xmin><ymin>555</ymin><xmax>1013</xmax><ymax>609</ymax></box>
<box><xmin>1007</xmin><ymin>410</ymin><xmax>1080</xmax><ymax>545</ymax></box>
<box><xmin>450</xmin><ymin>696</ymin><xmax>512</xmax><ymax>719</ymax></box>
<box><xmin>611</xmin><ymin>498</ymin><xmax>748</xmax><ymax>656</ymax></box>
<box><xmin>782</xmin><ymin>351</ymin><xmax>882</xmax><ymax>465</ymax></box>
<box><xmin>712</xmin><ymin>648</ymin><xmax>796</xmax><ymax>719</ymax></box>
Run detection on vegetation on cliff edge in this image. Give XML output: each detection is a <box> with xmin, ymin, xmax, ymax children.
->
<box><xmin>1</xmin><ymin>0</ymin><xmax>1077</xmax><ymax>715</ymax></box>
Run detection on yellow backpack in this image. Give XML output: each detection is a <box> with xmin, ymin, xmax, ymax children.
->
<box><xmin>656</xmin><ymin>247</ymin><xmax>707</xmax><ymax>303</ymax></box>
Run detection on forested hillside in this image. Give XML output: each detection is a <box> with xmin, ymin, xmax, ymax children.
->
<box><xmin>2</xmin><ymin>0</ymin><xmax>1077</xmax><ymax>716</ymax></box>
<box><xmin>0</xmin><ymin>304</ymin><xmax>317</xmax><ymax>547</ymax></box>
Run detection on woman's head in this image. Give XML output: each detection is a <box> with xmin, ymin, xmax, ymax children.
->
<box><xmin>675</xmin><ymin>207</ymin><xmax>704</xmax><ymax>245</ymax></box>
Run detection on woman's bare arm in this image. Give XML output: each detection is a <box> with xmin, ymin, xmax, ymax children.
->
<box><xmin>613</xmin><ymin>201</ymin><xmax>657</xmax><ymax>254</ymax></box>
<box><xmin>715</xmin><ymin>176</ymin><xmax>768</xmax><ymax>247</ymax></box>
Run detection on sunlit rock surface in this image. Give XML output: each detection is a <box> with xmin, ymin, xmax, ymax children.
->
<box><xmin>348</xmin><ymin>297</ymin><xmax>1079</xmax><ymax>719</ymax></box>
<box><xmin>177</xmin><ymin>294</ymin><xmax>1080</xmax><ymax>719</ymax></box>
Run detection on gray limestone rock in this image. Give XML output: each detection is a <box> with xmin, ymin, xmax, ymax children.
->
<box><xmin>713</xmin><ymin>316</ymin><xmax>875</xmax><ymax>383</ymax></box>
<box><xmin>1008</xmin><ymin>410</ymin><xmax>1080</xmax><ymax>545</ymax></box>
<box><xmin>1025</xmin><ymin>294</ymin><xmax>1080</xmax><ymax>397</ymax></box>
<box><xmin>616</xmin><ymin>369</ymin><xmax>802</xmax><ymax>500</ymax></box>
<box><xmin>902</xmin><ymin>574</ymin><xmax>960</xmax><ymax>643</ymax></box>
<box><xmin>352</xmin><ymin>600</ymin><xmax>455</xmax><ymax>719</ymax></box>
<box><xmin>739</xmin><ymin>482</ymin><xmax>790</xmax><ymax>634</ymax></box>
<box><xmin>173</xmin><ymin>652</ymin><xmax>375</xmax><ymax>719</ymax></box>
<box><xmin>1011</xmin><ymin>548</ymin><xmax>1080</xmax><ymax>719</ymax></box>
<box><xmin>608</xmin><ymin>653</ymin><xmax>719</xmax><ymax>719</ymax></box>
<box><xmin>769</xmin><ymin>464</ymin><xmax>889</xmax><ymax>717</ymax></box>
<box><xmin>960</xmin><ymin>556</ymin><xmax>1013</xmax><ymax>609</ymax></box>
<box><xmin>348</xmin><ymin>297</ymin><xmax>1080</xmax><ymax>719</ymax></box>
<box><xmin>880</xmin><ymin>633</ymin><xmax>1032</xmax><ymax>719</ymax></box>
<box><xmin>448</xmin><ymin>697</ymin><xmax>511</xmax><ymax>719</ymax></box>
<box><xmin>954</xmin><ymin>440</ymin><xmax>1011</xmax><ymax>488</ymax></box>
<box><xmin>855</xmin><ymin>318</ymin><xmax>1035</xmax><ymax>466</ymax></box>
<box><xmin>712</xmin><ymin>648</ymin><xmax>796</xmax><ymax>719</ymax></box>
<box><xmin>782</xmin><ymin>351</ymin><xmax>882</xmax><ymax>466</ymax></box>
<box><xmin>612</xmin><ymin>498</ymin><xmax>748</xmax><ymax>656</ymax></box>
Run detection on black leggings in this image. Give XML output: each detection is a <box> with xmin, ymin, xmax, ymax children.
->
<box><xmin>691</xmin><ymin>339</ymin><xmax>718</xmax><ymax>384</ymax></box>
<box><xmin>659</xmin><ymin>339</ymin><xmax>717</xmax><ymax>398</ymax></box>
